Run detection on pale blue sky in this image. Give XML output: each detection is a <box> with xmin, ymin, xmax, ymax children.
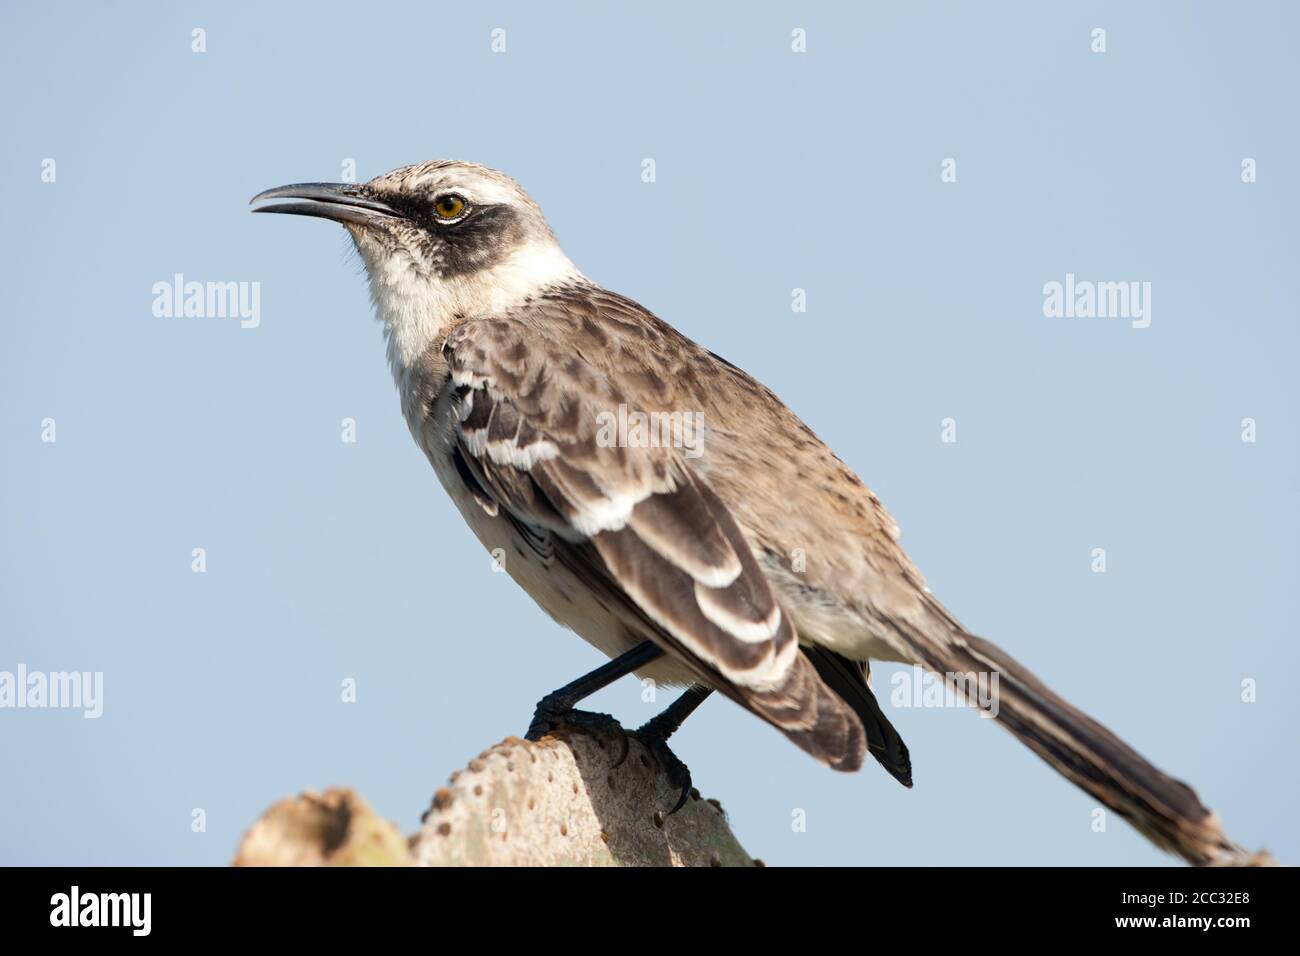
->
<box><xmin>1</xmin><ymin>1</ymin><xmax>1296</xmax><ymax>866</ymax></box>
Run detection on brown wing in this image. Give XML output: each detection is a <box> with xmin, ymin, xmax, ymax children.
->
<box><xmin>444</xmin><ymin>312</ymin><xmax>867</xmax><ymax>770</ymax></box>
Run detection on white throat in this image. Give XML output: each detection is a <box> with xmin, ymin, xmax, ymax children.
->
<box><xmin>357</xmin><ymin>236</ymin><xmax>583</xmax><ymax>383</ymax></box>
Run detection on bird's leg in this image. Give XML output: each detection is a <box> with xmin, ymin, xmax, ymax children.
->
<box><xmin>525</xmin><ymin>641</ymin><xmax>664</xmax><ymax>748</ymax></box>
<box><xmin>632</xmin><ymin>685</ymin><xmax>713</xmax><ymax>814</ymax></box>
<box><xmin>637</xmin><ymin>684</ymin><xmax>712</xmax><ymax>742</ymax></box>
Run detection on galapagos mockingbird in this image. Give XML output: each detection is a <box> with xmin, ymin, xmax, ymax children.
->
<box><xmin>252</xmin><ymin>160</ymin><xmax>1239</xmax><ymax>864</ymax></box>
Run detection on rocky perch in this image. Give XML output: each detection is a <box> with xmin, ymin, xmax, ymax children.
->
<box><xmin>234</xmin><ymin>725</ymin><xmax>758</xmax><ymax>867</ymax></box>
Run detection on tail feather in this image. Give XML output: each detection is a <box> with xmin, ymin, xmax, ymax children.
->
<box><xmin>805</xmin><ymin>645</ymin><xmax>912</xmax><ymax>788</ymax></box>
<box><xmin>889</xmin><ymin>600</ymin><xmax>1245</xmax><ymax>866</ymax></box>
<box><xmin>736</xmin><ymin>649</ymin><xmax>869</xmax><ymax>773</ymax></box>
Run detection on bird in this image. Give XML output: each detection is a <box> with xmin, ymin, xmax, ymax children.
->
<box><xmin>252</xmin><ymin>159</ymin><xmax>1242</xmax><ymax>865</ymax></box>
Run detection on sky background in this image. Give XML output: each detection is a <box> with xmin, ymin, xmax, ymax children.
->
<box><xmin>1</xmin><ymin>1</ymin><xmax>1296</xmax><ymax>867</ymax></box>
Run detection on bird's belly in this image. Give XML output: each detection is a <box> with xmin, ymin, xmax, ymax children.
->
<box><xmin>420</xmin><ymin>423</ymin><xmax>698</xmax><ymax>688</ymax></box>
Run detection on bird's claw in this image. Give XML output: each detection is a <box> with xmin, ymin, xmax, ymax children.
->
<box><xmin>525</xmin><ymin>703</ymin><xmax>692</xmax><ymax>813</ymax></box>
<box><xmin>632</xmin><ymin>727</ymin><xmax>693</xmax><ymax>815</ymax></box>
<box><xmin>525</xmin><ymin>707</ymin><xmax>629</xmax><ymax>764</ymax></box>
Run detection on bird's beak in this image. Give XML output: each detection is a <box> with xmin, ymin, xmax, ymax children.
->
<box><xmin>249</xmin><ymin>182</ymin><xmax>402</xmax><ymax>227</ymax></box>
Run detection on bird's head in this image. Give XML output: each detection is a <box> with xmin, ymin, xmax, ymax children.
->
<box><xmin>251</xmin><ymin>160</ymin><xmax>582</xmax><ymax>369</ymax></box>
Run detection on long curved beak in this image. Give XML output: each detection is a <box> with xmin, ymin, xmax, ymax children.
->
<box><xmin>249</xmin><ymin>182</ymin><xmax>401</xmax><ymax>227</ymax></box>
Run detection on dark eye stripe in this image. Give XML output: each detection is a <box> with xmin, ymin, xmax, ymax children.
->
<box><xmin>425</xmin><ymin>203</ymin><xmax>524</xmax><ymax>278</ymax></box>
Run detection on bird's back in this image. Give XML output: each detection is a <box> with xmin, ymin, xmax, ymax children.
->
<box><xmin>496</xmin><ymin>280</ymin><xmax>934</xmax><ymax>664</ymax></box>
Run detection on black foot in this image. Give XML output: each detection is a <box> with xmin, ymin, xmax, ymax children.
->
<box><xmin>525</xmin><ymin>705</ymin><xmax>630</xmax><ymax>764</ymax></box>
<box><xmin>632</xmin><ymin>726</ymin><xmax>693</xmax><ymax>815</ymax></box>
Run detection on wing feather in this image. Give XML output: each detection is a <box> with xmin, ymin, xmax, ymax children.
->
<box><xmin>443</xmin><ymin>312</ymin><xmax>868</xmax><ymax>770</ymax></box>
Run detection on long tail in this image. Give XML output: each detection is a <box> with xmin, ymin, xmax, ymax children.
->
<box><xmin>888</xmin><ymin>598</ymin><xmax>1258</xmax><ymax>866</ymax></box>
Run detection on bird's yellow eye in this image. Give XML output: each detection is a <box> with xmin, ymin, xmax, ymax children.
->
<box><xmin>433</xmin><ymin>195</ymin><xmax>466</xmax><ymax>219</ymax></box>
